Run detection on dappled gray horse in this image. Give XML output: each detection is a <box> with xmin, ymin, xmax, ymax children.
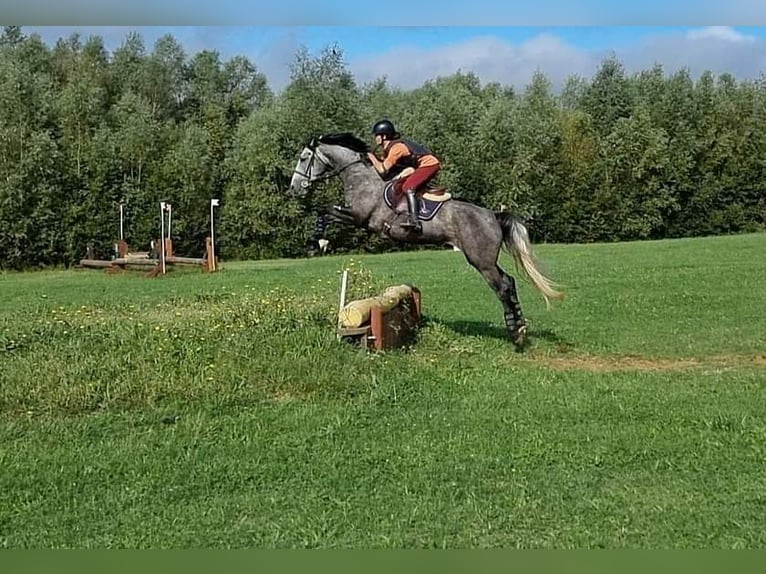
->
<box><xmin>288</xmin><ymin>132</ymin><xmax>564</xmax><ymax>347</ymax></box>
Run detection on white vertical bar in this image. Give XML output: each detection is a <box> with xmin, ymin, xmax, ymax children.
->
<box><xmin>210</xmin><ymin>200</ymin><xmax>216</xmax><ymax>271</ymax></box>
<box><xmin>339</xmin><ymin>270</ymin><xmax>349</xmax><ymax>315</ymax></box>
<box><xmin>159</xmin><ymin>201</ymin><xmax>166</xmax><ymax>275</ymax></box>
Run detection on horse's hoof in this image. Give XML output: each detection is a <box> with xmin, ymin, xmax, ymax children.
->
<box><xmin>511</xmin><ymin>324</ymin><xmax>528</xmax><ymax>347</ymax></box>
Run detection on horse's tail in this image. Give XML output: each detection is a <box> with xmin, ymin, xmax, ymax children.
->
<box><xmin>495</xmin><ymin>212</ymin><xmax>564</xmax><ymax>309</ymax></box>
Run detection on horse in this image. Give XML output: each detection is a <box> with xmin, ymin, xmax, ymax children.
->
<box><xmin>287</xmin><ymin>132</ymin><xmax>564</xmax><ymax>347</ymax></box>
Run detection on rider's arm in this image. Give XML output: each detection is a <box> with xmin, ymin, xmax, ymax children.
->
<box><xmin>368</xmin><ymin>143</ymin><xmax>408</xmax><ymax>176</ymax></box>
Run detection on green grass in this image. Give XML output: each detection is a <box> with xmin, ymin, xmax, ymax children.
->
<box><xmin>1</xmin><ymin>233</ymin><xmax>766</xmax><ymax>548</ymax></box>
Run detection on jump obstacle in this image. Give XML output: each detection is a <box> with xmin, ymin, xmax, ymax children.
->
<box><xmin>336</xmin><ymin>270</ymin><xmax>422</xmax><ymax>351</ymax></box>
<box><xmin>77</xmin><ymin>200</ymin><xmax>220</xmax><ymax>277</ymax></box>
<box><xmin>78</xmin><ymin>237</ymin><xmax>217</xmax><ymax>276</ymax></box>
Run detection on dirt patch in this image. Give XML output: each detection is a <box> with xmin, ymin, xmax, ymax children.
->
<box><xmin>525</xmin><ymin>352</ymin><xmax>766</xmax><ymax>373</ymax></box>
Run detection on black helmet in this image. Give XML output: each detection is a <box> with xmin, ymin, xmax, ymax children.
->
<box><xmin>372</xmin><ymin>119</ymin><xmax>397</xmax><ymax>138</ymax></box>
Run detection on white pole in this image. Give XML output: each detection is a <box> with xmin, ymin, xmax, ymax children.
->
<box><xmin>159</xmin><ymin>201</ymin><xmax>166</xmax><ymax>275</ymax></box>
<box><xmin>167</xmin><ymin>203</ymin><xmax>172</xmax><ymax>240</ymax></box>
<box><xmin>119</xmin><ymin>203</ymin><xmax>124</xmax><ymax>241</ymax></box>
<box><xmin>338</xmin><ymin>270</ymin><xmax>349</xmax><ymax>320</ymax></box>
<box><xmin>336</xmin><ymin>269</ymin><xmax>349</xmax><ymax>339</ymax></box>
<box><xmin>210</xmin><ymin>199</ymin><xmax>220</xmax><ymax>271</ymax></box>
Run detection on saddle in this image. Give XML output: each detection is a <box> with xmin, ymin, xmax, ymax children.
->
<box><xmin>390</xmin><ymin>179</ymin><xmax>451</xmax><ymax>202</ymax></box>
<box><xmin>383</xmin><ymin>180</ymin><xmax>452</xmax><ymax>222</ymax></box>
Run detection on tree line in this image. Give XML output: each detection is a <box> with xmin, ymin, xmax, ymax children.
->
<box><xmin>1</xmin><ymin>26</ymin><xmax>764</xmax><ymax>270</ymax></box>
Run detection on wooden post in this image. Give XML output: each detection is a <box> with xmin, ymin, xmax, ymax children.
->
<box><xmin>370</xmin><ymin>306</ymin><xmax>385</xmax><ymax>351</ymax></box>
<box><xmin>202</xmin><ymin>236</ymin><xmax>218</xmax><ymax>273</ymax></box>
<box><xmin>411</xmin><ymin>287</ymin><xmax>422</xmax><ymax>321</ymax></box>
<box><xmin>164</xmin><ymin>237</ymin><xmax>174</xmax><ymax>259</ymax></box>
<box><xmin>204</xmin><ymin>237</ymin><xmax>214</xmax><ymax>272</ymax></box>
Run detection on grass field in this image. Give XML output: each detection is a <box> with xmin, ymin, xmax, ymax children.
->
<box><xmin>1</xmin><ymin>232</ymin><xmax>765</xmax><ymax>548</ymax></box>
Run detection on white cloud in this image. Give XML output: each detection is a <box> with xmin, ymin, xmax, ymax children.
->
<box><xmin>350</xmin><ymin>34</ymin><xmax>595</xmax><ymax>91</ymax></box>
<box><xmin>349</xmin><ymin>27</ymin><xmax>766</xmax><ymax>92</ymax></box>
<box><xmin>686</xmin><ymin>26</ymin><xmax>757</xmax><ymax>44</ymax></box>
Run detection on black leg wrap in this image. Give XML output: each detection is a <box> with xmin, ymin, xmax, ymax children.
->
<box><xmin>500</xmin><ymin>272</ymin><xmax>527</xmax><ymax>345</ymax></box>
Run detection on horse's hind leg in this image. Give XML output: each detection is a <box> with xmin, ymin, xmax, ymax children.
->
<box><xmin>465</xmin><ymin>256</ymin><xmax>528</xmax><ymax>347</ymax></box>
<box><xmin>459</xmin><ymin>230</ymin><xmax>528</xmax><ymax>347</ymax></box>
<box><xmin>498</xmin><ymin>267</ymin><xmax>528</xmax><ymax>346</ymax></box>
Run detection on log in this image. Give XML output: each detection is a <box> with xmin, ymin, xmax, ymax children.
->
<box><xmin>338</xmin><ymin>284</ymin><xmax>413</xmax><ymax>328</ymax></box>
<box><xmin>166</xmin><ymin>256</ymin><xmax>205</xmax><ymax>265</ymax></box>
<box><xmin>79</xmin><ymin>259</ymin><xmax>114</xmax><ymax>268</ymax></box>
<box><xmin>338</xmin><ymin>298</ymin><xmax>378</xmax><ymax>328</ymax></box>
<box><xmin>113</xmin><ymin>257</ymin><xmax>160</xmax><ymax>266</ymax></box>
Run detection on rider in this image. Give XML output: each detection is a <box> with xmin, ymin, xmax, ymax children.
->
<box><xmin>366</xmin><ymin>119</ymin><xmax>441</xmax><ymax>232</ymax></box>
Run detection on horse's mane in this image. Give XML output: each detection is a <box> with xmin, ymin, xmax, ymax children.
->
<box><xmin>315</xmin><ymin>132</ymin><xmax>370</xmax><ymax>154</ymax></box>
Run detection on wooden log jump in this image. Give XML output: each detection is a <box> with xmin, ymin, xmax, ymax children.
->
<box><xmin>337</xmin><ymin>284</ymin><xmax>422</xmax><ymax>351</ymax></box>
<box><xmin>78</xmin><ymin>199</ymin><xmax>220</xmax><ymax>276</ymax></box>
<box><xmin>159</xmin><ymin>237</ymin><xmax>217</xmax><ymax>272</ymax></box>
<box><xmin>77</xmin><ymin>236</ymin><xmax>217</xmax><ymax>276</ymax></box>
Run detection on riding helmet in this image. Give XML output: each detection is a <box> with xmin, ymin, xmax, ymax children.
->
<box><xmin>372</xmin><ymin>119</ymin><xmax>397</xmax><ymax>138</ymax></box>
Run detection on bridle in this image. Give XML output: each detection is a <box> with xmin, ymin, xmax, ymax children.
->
<box><xmin>293</xmin><ymin>140</ymin><xmax>366</xmax><ymax>189</ymax></box>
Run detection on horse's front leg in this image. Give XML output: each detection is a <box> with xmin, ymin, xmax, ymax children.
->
<box><xmin>324</xmin><ymin>204</ymin><xmax>356</xmax><ymax>225</ymax></box>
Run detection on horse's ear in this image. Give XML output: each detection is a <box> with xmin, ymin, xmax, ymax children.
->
<box><xmin>308</xmin><ymin>136</ymin><xmax>318</xmax><ymax>148</ymax></box>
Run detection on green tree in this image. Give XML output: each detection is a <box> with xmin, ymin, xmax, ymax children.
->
<box><xmin>583</xmin><ymin>54</ymin><xmax>633</xmax><ymax>135</ymax></box>
<box><xmin>0</xmin><ymin>33</ymin><xmax>64</xmax><ymax>268</ymax></box>
<box><xmin>590</xmin><ymin>105</ymin><xmax>673</xmax><ymax>240</ymax></box>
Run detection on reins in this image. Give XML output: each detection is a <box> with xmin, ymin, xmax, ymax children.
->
<box><xmin>293</xmin><ymin>144</ymin><xmax>366</xmax><ymax>188</ymax></box>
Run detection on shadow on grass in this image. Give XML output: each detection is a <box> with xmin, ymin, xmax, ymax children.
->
<box><xmin>432</xmin><ymin>317</ymin><xmax>576</xmax><ymax>353</ymax></box>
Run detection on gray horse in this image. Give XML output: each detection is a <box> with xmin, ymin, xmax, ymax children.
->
<box><xmin>287</xmin><ymin>132</ymin><xmax>564</xmax><ymax>347</ymax></box>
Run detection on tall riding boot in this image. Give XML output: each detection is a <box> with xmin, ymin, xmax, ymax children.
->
<box><xmin>402</xmin><ymin>189</ymin><xmax>422</xmax><ymax>232</ymax></box>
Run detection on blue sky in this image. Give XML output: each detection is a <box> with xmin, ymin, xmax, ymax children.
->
<box><xmin>13</xmin><ymin>0</ymin><xmax>766</xmax><ymax>26</ymax></box>
<box><xmin>23</xmin><ymin>25</ymin><xmax>766</xmax><ymax>91</ymax></box>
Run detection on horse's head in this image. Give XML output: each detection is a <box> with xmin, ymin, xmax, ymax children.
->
<box><xmin>288</xmin><ymin>133</ymin><xmax>371</xmax><ymax>198</ymax></box>
<box><xmin>288</xmin><ymin>137</ymin><xmax>333</xmax><ymax>198</ymax></box>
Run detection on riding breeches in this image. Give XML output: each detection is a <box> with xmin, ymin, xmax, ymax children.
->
<box><xmin>402</xmin><ymin>164</ymin><xmax>440</xmax><ymax>192</ymax></box>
